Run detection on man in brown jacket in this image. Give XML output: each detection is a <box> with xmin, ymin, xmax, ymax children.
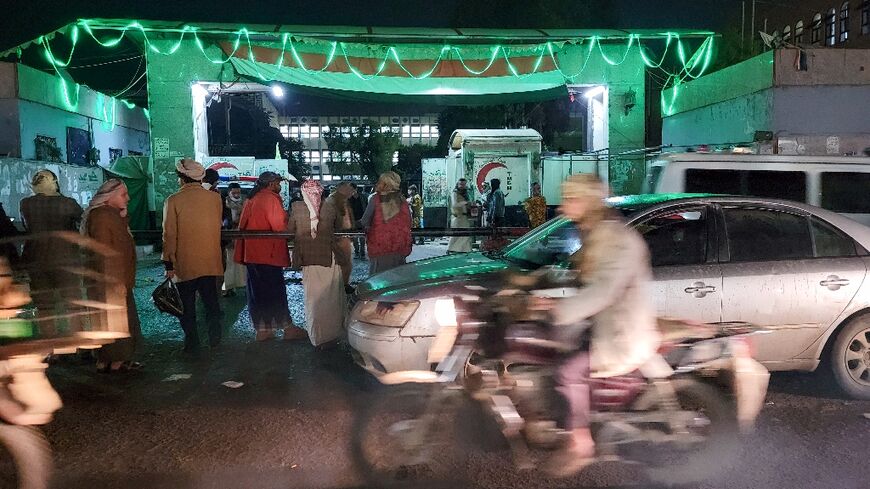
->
<box><xmin>163</xmin><ymin>159</ymin><xmax>224</xmax><ymax>353</ymax></box>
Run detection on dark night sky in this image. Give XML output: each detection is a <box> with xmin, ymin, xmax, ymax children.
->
<box><xmin>1</xmin><ymin>0</ymin><xmax>740</xmax><ymax>51</ymax></box>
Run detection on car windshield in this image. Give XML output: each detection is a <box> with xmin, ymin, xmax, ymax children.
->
<box><xmin>498</xmin><ymin>195</ymin><xmax>706</xmax><ymax>269</ymax></box>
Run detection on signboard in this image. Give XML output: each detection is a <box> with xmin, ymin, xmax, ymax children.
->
<box><xmin>472</xmin><ymin>154</ymin><xmax>531</xmax><ymax>205</ymax></box>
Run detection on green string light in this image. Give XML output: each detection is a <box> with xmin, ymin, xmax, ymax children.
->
<box><xmin>35</xmin><ymin>19</ymin><xmax>717</xmax><ymax>107</ymax></box>
<box><xmin>597</xmin><ymin>35</ymin><xmax>636</xmax><ymax>66</ymax></box>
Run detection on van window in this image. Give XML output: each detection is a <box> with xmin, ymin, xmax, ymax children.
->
<box><xmin>642</xmin><ymin>165</ymin><xmax>664</xmax><ymax>193</ymax></box>
<box><xmin>685</xmin><ymin>169</ymin><xmax>806</xmax><ymax>201</ymax></box>
<box><xmin>820</xmin><ymin>172</ymin><xmax>870</xmax><ymax>213</ymax></box>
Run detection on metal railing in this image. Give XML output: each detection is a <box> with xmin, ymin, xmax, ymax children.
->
<box><xmin>130</xmin><ymin>227</ymin><xmax>531</xmax><ymax>240</ymax></box>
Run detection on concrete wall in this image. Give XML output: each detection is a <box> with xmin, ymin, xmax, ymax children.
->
<box><xmin>775</xmin><ymin>48</ymin><xmax>870</xmax><ymax>85</ymax></box>
<box><xmin>662</xmin><ymin>88</ymin><xmax>775</xmax><ymax>147</ymax></box>
<box><xmin>0</xmin><ymin>62</ymin><xmax>150</xmax><ymax>166</ymax></box>
<box><xmin>560</xmin><ymin>43</ymin><xmax>647</xmax><ymax>194</ymax></box>
<box><xmin>145</xmin><ymin>38</ymin><xmax>230</xmax><ymax>216</ymax></box>
<box><xmin>17</xmin><ymin>100</ymin><xmax>150</xmax><ymax>166</ymax></box>
<box><xmin>0</xmin><ymin>63</ymin><xmax>19</xmax><ymax>157</ymax></box>
<box><xmin>661</xmin><ymin>51</ymin><xmax>775</xmax><ymax>116</ymax></box>
<box><xmin>0</xmin><ymin>158</ymin><xmax>104</xmax><ymax>221</ymax></box>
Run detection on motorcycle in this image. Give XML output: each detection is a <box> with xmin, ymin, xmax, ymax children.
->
<box><xmin>352</xmin><ymin>270</ymin><xmax>770</xmax><ymax>486</ymax></box>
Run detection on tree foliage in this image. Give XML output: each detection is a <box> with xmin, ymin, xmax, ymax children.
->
<box><xmin>322</xmin><ymin>120</ymin><xmax>402</xmax><ymax>183</ymax></box>
<box><xmin>395</xmin><ymin>144</ymin><xmax>441</xmax><ymax>184</ymax></box>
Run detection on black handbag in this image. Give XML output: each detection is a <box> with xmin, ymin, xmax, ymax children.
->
<box><xmin>151</xmin><ymin>278</ymin><xmax>183</xmax><ymax>317</ymax></box>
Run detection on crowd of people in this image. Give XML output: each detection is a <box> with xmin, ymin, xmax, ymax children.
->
<box><xmin>0</xmin><ymin>160</ymin><xmax>553</xmax><ymax>370</ymax></box>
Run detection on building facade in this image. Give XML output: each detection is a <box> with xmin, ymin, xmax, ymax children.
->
<box><xmin>277</xmin><ymin>113</ymin><xmax>440</xmax><ymax>180</ymax></box>
<box><xmin>661</xmin><ymin>48</ymin><xmax>870</xmax><ymax>156</ymax></box>
<box><xmin>752</xmin><ymin>0</ymin><xmax>870</xmax><ymax>49</ymax></box>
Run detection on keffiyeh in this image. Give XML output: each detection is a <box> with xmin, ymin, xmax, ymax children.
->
<box><xmin>301</xmin><ymin>180</ymin><xmax>323</xmax><ymax>239</ymax></box>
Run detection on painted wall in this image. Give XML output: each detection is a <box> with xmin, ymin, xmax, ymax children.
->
<box><xmin>660</xmin><ymin>51</ymin><xmax>774</xmax><ymax>116</ymax></box>
<box><xmin>662</xmin><ymin>89</ymin><xmax>775</xmax><ymax>147</ymax></box>
<box><xmin>773</xmin><ymin>85</ymin><xmax>870</xmax><ymax>134</ymax></box>
<box><xmin>0</xmin><ymin>62</ymin><xmax>150</xmax><ymax>166</ymax></box>
<box><xmin>775</xmin><ymin>48</ymin><xmax>870</xmax><ymax>86</ymax></box>
<box><xmin>145</xmin><ymin>39</ymin><xmax>229</xmax><ymax>218</ymax></box>
<box><xmin>0</xmin><ymin>158</ymin><xmax>104</xmax><ymax>221</ymax></box>
<box><xmin>17</xmin><ymin>100</ymin><xmax>150</xmax><ymax>166</ymax></box>
<box><xmin>0</xmin><ymin>63</ymin><xmax>19</xmax><ymax>157</ymax></box>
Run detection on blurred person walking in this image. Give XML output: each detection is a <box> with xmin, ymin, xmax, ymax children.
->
<box><xmin>523</xmin><ymin>182</ymin><xmax>547</xmax><ymax>229</ymax></box>
<box><xmin>324</xmin><ymin>182</ymin><xmax>356</xmax><ymax>293</ymax></box>
<box><xmin>407</xmin><ymin>184</ymin><xmax>424</xmax><ymax>245</ymax></box>
<box><xmin>162</xmin><ymin>158</ymin><xmax>224</xmax><ymax>354</ymax></box>
<box><xmin>288</xmin><ymin>180</ymin><xmax>345</xmax><ymax>348</ymax></box>
<box><xmin>235</xmin><ymin>172</ymin><xmax>305</xmax><ymax>342</ymax></box>
<box><xmin>447</xmin><ymin>178</ymin><xmax>473</xmax><ymax>254</ymax></box>
<box><xmin>348</xmin><ymin>184</ymin><xmax>367</xmax><ymax>259</ymax></box>
<box><xmin>81</xmin><ymin>179</ymin><xmax>141</xmax><ymax>372</ymax></box>
<box><xmin>222</xmin><ymin>183</ymin><xmax>247</xmax><ymax>297</ymax></box>
<box><xmin>361</xmin><ymin>172</ymin><xmax>412</xmax><ymax>275</ymax></box>
<box><xmin>19</xmin><ymin>169</ymin><xmax>84</xmax><ymax>336</ymax></box>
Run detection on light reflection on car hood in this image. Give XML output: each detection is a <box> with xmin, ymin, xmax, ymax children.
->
<box><xmin>357</xmin><ymin>252</ymin><xmax>510</xmax><ymax>300</ymax></box>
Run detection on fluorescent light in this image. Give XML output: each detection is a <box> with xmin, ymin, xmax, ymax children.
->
<box><xmin>191</xmin><ymin>83</ymin><xmax>209</xmax><ymax>98</ymax></box>
<box><xmin>583</xmin><ymin>86</ymin><xmax>606</xmax><ymax>99</ymax></box>
<box><xmin>271</xmin><ymin>84</ymin><xmax>285</xmax><ymax>98</ymax></box>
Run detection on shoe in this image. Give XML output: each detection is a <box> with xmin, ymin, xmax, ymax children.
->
<box><xmin>255</xmin><ymin>330</ymin><xmax>274</xmax><ymax>342</ymax></box>
<box><xmin>541</xmin><ymin>442</ymin><xmax>595</xmax><ymax>478</ymax></box>
<box><xmin>282</xmin><ymin>327</ymin><xmax>308</xmax><ymax>341</ymax></box>
<box><xmin>344</xmin><ymin>285</ymin><xmax>356</xmax><ymax>295</ymax></box>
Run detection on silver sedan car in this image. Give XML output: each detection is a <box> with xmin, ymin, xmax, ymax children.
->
<box><xmin>347</xmin><ymin>194</ymin><xmax>870</xmax><ymax>399</ymax></box>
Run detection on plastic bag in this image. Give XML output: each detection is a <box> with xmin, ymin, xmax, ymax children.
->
<box><xmin>152</xmin><ymin>278</ymin><xmax>183</xmax><ymax>317</ymax></box>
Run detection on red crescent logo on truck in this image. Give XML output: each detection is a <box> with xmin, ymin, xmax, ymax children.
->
<box><xmin>207</xmin><ymin>162</ymin><xmax>239</xmax><ymax>171</ymax></box>
<box><xmin>477</xmin><ymin>161</ymin><xmax>507</xmax><ymax>193</ymax></box>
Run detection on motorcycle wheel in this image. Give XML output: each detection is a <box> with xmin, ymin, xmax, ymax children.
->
<box><xmin>642</xmin><ymin>378</ymin><xmax>738</xmax><ymax>487</ymax></box>
<box><xmin>351</xmin><ymin>384</ymin><xmax>469</xmax><ymax>488</ymax></box>
<box><xmin>0</xmin><ymin>425</ymin><xmax>52</xmax><ymax>489</ymax></box>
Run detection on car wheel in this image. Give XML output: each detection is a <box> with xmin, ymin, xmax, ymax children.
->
<box><xmin>830</xmin><ymin>315</ymin><xmax>870</xmax><ymax>400</ymax></box>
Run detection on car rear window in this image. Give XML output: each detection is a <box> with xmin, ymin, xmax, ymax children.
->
<box><xmin>820</xmin><ymin>172</ymin><xmax>870</xmax><ymax>213</ymax></box>
<box><xmin>724</xmin><ymin>208</ymin><xmax>813</xmax><ymax>262</ymax></box>
<box><xmin>685</xmin><ymin>169</ymin><xmax>806</xmax><ymax>202</ymax></box>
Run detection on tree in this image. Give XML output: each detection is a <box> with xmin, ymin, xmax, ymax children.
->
<box><xmin>322</xmin><ymin>120</ymin><xmax>402</xmax><ymax>183</ymax></box>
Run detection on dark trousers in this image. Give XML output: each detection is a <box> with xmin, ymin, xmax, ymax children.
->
<box><xmin>245</xmin><ymin>264</ymin><xmax>291</xmax><ymax>331</ymax></box>
<box><xmin>176</xmin><ymin>276</ymin><xmax>222</xmax><ymax>350</ymax></box>
<box><xmin>555</xmin><ymin>351</ymin><xmax>591</xmax><ymax>431</ymax></box>
<box><xmin>353</xmin><ymin>237</ymin><xmax>366</xmax><ymax>257</ymax></box>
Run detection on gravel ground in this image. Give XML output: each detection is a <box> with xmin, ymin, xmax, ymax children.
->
<box><xmin>2</xmin><ymin>241</ymin><xmax>867</xmax><ymax>489</ymax></box>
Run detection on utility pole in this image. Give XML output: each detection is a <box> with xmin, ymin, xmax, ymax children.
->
<box><xmin>751</xmin><ymin>0</ymin><xmax>757</xmax><ymax>55</ymax></box>
<box><xmin>741</xmin><ymin>1</ymin><xmax>746</xmax><ymax>57</ymax></box>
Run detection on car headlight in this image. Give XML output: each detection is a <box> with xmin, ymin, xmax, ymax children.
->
<box><xmin>356</xmin><ymin>300</ymin><xmax>420</xmax><ymax>328</ymax></box>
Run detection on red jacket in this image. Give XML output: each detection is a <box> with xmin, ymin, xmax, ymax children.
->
<box><xmin>233</xmin><ymin>190</ymin><xmax>289</xmax><ymax>267</ymax></box>
<box><xmin>366</xmin><ymin>194</ymin><xmax>412</xmax><ymax>258</ymax></box>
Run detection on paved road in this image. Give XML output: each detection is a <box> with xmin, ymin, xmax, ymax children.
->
<box><xmin>6</xmin><ymin>244</ymin><xmax>868</xmax><ymax>489</ymax></box>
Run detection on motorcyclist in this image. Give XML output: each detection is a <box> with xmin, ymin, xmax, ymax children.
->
<box><xmin>536</xmin><ymin>174</ymin><xmax>660</xmax><ymax>477</ymax></box>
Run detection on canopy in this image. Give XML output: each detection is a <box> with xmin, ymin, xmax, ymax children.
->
<box><xmin>106</xmin><ymin>156</ymin><xmax>150</xmax><ymax>232</ymax></box>
<box><xmin>225</xmin><ymin>39</ymin><xmax>575</xmax><ymax>104</ymax></box>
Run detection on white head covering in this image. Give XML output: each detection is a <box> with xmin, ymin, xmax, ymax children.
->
<box><xmin>301</xmin><ymin>180</ymin><xmax>323</xmax><ymax>239</ymax></box>
<box><xmin>176</xmin><ymin>158</ymin><xmax>206</xmax><ymax>181</ymax></box>
<box><xmin>80</xmin><ymin>179</ymin><xmax>128</xmax><ymax>234</ymax></box>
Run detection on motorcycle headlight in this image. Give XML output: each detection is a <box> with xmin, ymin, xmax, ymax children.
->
<box><xmin>434</xmin><ymin>298</ymin><xmax>457</xmax><ymax>327</ymax></box>
<box><xmin>356</xmin><ymin>300</ymin><xmax>420</xmax><ymax>328</ymax></box>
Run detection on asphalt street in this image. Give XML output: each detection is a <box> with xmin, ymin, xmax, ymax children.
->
<box><xmin>4</xmin><ymin>242</ymin><xmax>868</xmax><ymax>489</ymax></box>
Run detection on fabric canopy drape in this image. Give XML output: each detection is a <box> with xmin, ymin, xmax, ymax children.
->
<box><xmin>106</xmin><ymin>156</ymin><xmax>150</xmax><ymax>232</ymax></box>
<box><xmin>224</xmin><ymin>39</ymin><xmax>572</xmax><ymax>104</ymax></box>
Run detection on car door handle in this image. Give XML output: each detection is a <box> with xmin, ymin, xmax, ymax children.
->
<box><xmin>685</xmin><ymin>282</ymin><xmax>716</xmax><ymax>298</ymax></box>
<box><xmin>820</xmin><ymin>275</ymin><xmax>850</xmax><ymax>291</ymax></box>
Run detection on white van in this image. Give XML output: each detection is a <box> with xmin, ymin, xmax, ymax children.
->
<box><xmin>644</xmin><ymin>153</ymin><xmax>870</xmax><ymax>225</ymax></box>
